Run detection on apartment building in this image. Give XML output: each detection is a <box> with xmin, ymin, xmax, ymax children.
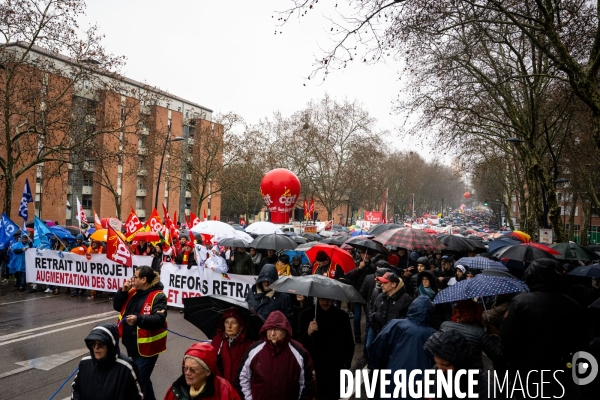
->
<box><xmin>1</xmin><ymin>42</ymin><xmax>220</xmax><ymax>224</ymax></box>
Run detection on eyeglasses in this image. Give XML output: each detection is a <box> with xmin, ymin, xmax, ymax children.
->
<box><xmin>89</xmin><ymin>341</ymin><xmax>106</xmax><ymax>349</ymax></box>
<box><xmin>183</xmin><ymin>366</ymin><xmax>206</xmax><ymax>374</ymax></box>
<box><xmin>133</xmin><ymin>275</ymin><xmax>140</xmax><ymax>279</ymax></box>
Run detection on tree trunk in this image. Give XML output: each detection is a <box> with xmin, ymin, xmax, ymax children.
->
<box><xmin>568</xmin><ymin>191</ymin><xmax>578</xmax><ymax>242</ymax></box>
<box><xmin>581</xmin><ymin>202</ymin><xmax>592</xmax><ymax>246</ymax></box>
<box><xmin>3</xmin><ymin>173</ymin><xmax>14</xmax><ymax>217</ymax></box>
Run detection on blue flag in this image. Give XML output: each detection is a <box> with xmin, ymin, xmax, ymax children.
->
<box><xmin>18</xmin><ymin>178</ymin><xmax>34</xmax><ymax>221</ymax></box>
<box><xmin>0</xmin><ymin>213</ymin><xmax>19</xmax><ymax>250</ymax></box>
<box><xmin>33</xmin><ymin>216</ymin><xmax>51</xmax><ymax>249</ymax></box>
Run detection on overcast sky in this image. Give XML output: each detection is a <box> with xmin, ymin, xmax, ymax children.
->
<box><xmin>79</xmin><ymin>0</ymin><xmax>436</xmax><ymax>160</ymax></box>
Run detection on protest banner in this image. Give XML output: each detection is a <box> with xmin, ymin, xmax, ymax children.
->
<box><xmin>25</xmin><ymin>249</ymin><xmax>257</xmax><ymax>308</ymax></box>
<box><xmin>160</xmin><ymin>262</ymin><xmax>256</xmax><ymax>307</ymax></box>
<box><xmin>25</xmin><ymin>249</ymin><xmax>149</xmax><ymax>292</ymax></box>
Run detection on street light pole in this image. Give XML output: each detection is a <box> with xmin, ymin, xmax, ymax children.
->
<box><xmin>154</xmin><ymin>121</ymin><xmax>185</xmax><ymax>210</ymax></box>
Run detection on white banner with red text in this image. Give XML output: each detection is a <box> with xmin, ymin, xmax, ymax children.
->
<box><xmin>159</xmin><ymin>262</ymin><xmax>257</xmax><ymax>307</ymax></box>
<box><xmin>25</xmin><ymin>249</ymin><xmax>257</xmax><ymax>307</ymax></box>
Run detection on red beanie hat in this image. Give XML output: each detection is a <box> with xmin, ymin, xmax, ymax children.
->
<box><xmin>182</xmin><ymin>342</ymin><xmax>218</xmax><ymax>375</ymax></box>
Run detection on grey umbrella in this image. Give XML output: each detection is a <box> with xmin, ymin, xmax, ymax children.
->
<box><xmin>216</xmin><ymin>237</ymin><xmax>250</xmax><ymax>248</ymax></box>
<box><xmin>270</xmin><ymin>274</ymin><xmax>366</xmax><ymax>303</ymax></box>
<box><xmin>249</xmin><ymin>234</ymin><xmax>298</xmax><ymax>250</ymax></box>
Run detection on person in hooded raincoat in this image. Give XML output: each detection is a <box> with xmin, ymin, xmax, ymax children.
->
<box><xmin>210</xmin><ymin>309</ymin><xmax>254</xmax><ymax>388</ymax></box>
<box><xmin>500</xmin><ymin>258</ymin><xmax>588</xmax><ymax>398</ymax></box>
<box><xmin>245</xmin><ymin>264</ymin><xmax>293</xmax><ymax>323</ymax></box>
<box><xmin>237</xmin><ymin>310</ymin><xmax>316</xmax><ymax>400</ymax></box>
<box><xmin>368</xmin><ymin>295</ymin><xmax>437</xmax><ymax>399</ymax></box>
<box><xmin>72</xmin><ymin>323</ymin><xmax>143</xmax><ymax>400</ymax></box>
<box><xmin>8</xmin><ymin>234</ymin><xmax>31</xmax><ymax>291</ymax></box>
<box><xmin>163</xmin><ymin>342</ymin><xmax>240</xmax><ymax>400</ymax></box>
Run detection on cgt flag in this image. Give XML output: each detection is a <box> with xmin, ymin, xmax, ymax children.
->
<box><xmin>309</xmin><ymin>198</ymin><xmax>315</xmax><ymax>220</ymax></box>
<box><xmin>18</xmin><ymin>178</ymin><xmax>34</xmax><ymax>220</ymax></box>
<box><xmin>303</xmin><ymin>199</ymin><xmax>309</xmax><ymax>220</ymax></box>
<box><xmin>33</xmin><ymin>216</ymin><xmax>52</xmax><ymax>249</ymax></box>
<box><xmin>106</xmin><ymin>225</ymin><xmax>133</xmax><ymax>267</ymax></box>
<box><xmin>76</xmin><ymin>197</ymin><xmax>89</xmax><ymax>229</ymax></box>
<box><xmin>0</xmin><ymin>213</ymin><xmax>19</xmax><ymax>250</ymax></box>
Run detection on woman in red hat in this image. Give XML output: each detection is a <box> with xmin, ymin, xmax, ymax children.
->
<box><xmin>163</xmin><ymin>342</ymin><xmax>240</xmax><ymax>400</ymax></box>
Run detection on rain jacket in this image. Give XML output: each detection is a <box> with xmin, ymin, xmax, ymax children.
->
<box><xmin>368</xmin><ymin>296</ymin><xmax>437</xmax><ymax>399</ymax></box>
<box><xmin>297</xmin><ymin>302</ymin><xmax>355</xmax><ymax>399</ymax></box>
<box><xmin>245</xmin><ymin>265</ymin><xmax>294</xmax><ymax>323</ymax></box>
<box><xmin>72</xmin><ymin>323</ymin><xmax>143</xmax><ymax>400</ymax></box>
<box><xmin>371</xmin><ymin>280</ymin><xmax>414</xmax><ymax>334</ymax></box>
<box><xmin>237</xmin><ymin>311</ymin><xmax>316</xmax><ymax>400</ymax></box>
<box><xmin>346</xmin><ymin>259</ymin><xmax>376</xmax><ymax>292</ymax></box>
<box><xmin>113</xmin><ymin>274</ymin><xmax>168</xmax><ymax>358</ymax></box>
<box><xmin>164</xmin><ymin>343</ymin><xmax>240</xmax><ymax>400</ymax></box>
<box><xmin>440</xmin><ymin>320</ymin><xmax>503</xmax><ymax>370</ymax></box>
<box><xmin>210</xmin><ymin>309</ymin><xmax>254</xmax><ymax>388</ymax></box>
<box><xmin>228</xmin><ymin>251</ymin><xmax>254</xmax><ymax>275</ymax></box>
<box><xmin>500</xmin><ymin>258</ymin><xmax>587</xmax><ymax>396</ymax></box>
<box><xmin>8</xmin><ymin>238</ymin><xmax>29</xmax><ymax>274</ymax></box>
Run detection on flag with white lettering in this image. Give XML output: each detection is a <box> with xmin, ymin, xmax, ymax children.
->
<box><xmin>106</xmin><ymin>225</ymin><xmax>132</xmax><ymax>267</ymax></box>
<box><xmin>76</xmin><ymin>197</ymin><xmax>89</xmax><ymax>228</ymax></box>
<box><xmin>18</xmin><ymin>178</ymin><xmax>33</xmax><ymax>220</ymax></box>
<box><xmin>124</xmin><ymin>207</ymin><xmax>144</xmax><ymax>240</ymax></box>
<box><xmin>0</xmin><ymin>213</ymin><xmax>19</xmax><ymax>250</ymax></box>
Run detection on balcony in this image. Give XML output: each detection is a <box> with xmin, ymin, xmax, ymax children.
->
<box><xmin>136</xmin><ymin>209</ymin><xmax>146</xmax><ymax>218</ymax></box>
<box><xmin>82</xmin><ymin>185</ymin><xmax>93</xmax><ymax>195</ymax></box>
<box><xmin>82</xmin><ymin>161</ymin><xmax>94</xmax><ymax>171</ymax></box>
<box><xmin>140</xmin><ymin>104</ymin><xmax>151</xmax><ymax>115</ymax></box>
<box><xmin>137</xmin><ymin>169</ymin><xmax>147</xmax><ymax>176</ymax></box>
<box><xmin>136</xmin><ymin>188</ymin><xmax>148</xmax><ymax>196</ymax></box>
<box><xmin>140</xmin><ymin>127</ymin><xmax>149</xmax><ymax>135</ymax></box>
<box><xmin>185</xmin><ymin>191</ymin><xmax>192</xmax><ymax>198</ymax></box>
<box><xmin>67</xmin><ymin>185</ymin><xmax>72</xmax><ymax>194</ymax></box>
<box><xmin>138</xmin><ymin>147</ymin><xmax>148</xmax><ymax>155</ymax></box>
<box><xmin>187</xmin><ymin>138</ymin><xmax>194</xmax><ymax>145</ymax></box>
<box><xmin>35</xmin><ymin>183</ymin><xmax>42</xmax><ymax>194</ymax></box>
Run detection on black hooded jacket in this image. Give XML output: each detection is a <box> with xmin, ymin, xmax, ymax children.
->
<box><xmin>371</xmin><ymin>282</ymin><xmax>414</xmax><ymax>334</ymax></box>
<box><xmin>246</xmin><ymin>264</ymin><xmax>294</xmax><ymax>323</ymax></box>
<box><xmin>113</xmin><ymin>274</ymin><xmax>168</xmax><ymax>358</ymax></box>
<box><xmin>72</xmin><ymin>323</ymin><xmax>143</xmax><ymax>400</ymax></box>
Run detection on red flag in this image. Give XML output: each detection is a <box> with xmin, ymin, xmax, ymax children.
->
<box><xmin>106</xmin><ymin>225</ymin><xmax>132</xmax><ymax>267</ymax></box>
<box><xmin>324</xmin><ymin>220</ymin><xmax>333</xmax><ymax>231</ymax></box>
<box><xmin>190</xmin><ymin>212</ymin><xmax>201</xmax><ymax>227</ymax></box>
<box><xmin>303</xmin><ymin>199</ymin><xmax>309</xmax><ymax>220</ymax></box>
<box><xmin>124</xmin><ymin>207</ymin><xmax>144</xmax><ymax>240</ymax></box>
<box><xmin>309</xmin><ymin>198</ymin><xmax>315</xmax><ymax>220</ymax></box>
<box><xmin>203</xmin><ymin>209</ymin><xmax>207</xmax><ymax>221</ymax></box>
<box><xmin>148</xmin><ymin>207</ymin><xmax>169</xmax><ymax>240</ymax></box>
<box><xmin>93</xmin><ymin>210</ymin><xmax>102</xmax><ymax>230</ymax></box>
<box><xmin>213</xmin><ymin>215</ymin><xmax>217</xmax><ymax>221</ymax></box>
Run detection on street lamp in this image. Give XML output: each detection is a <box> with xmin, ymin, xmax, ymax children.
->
<box><xmin>154</xmin><ymin>126</ymin><xmax>185</xmax><ymax>209</ymax></box>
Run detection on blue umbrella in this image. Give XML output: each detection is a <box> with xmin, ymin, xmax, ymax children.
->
<box><xmin>455</xmin><ymin>257</ymin><xmax>508</xmax><ymax>271</ymax></box>
<box><xmin>350</xmin><ymin>229</ymin><xmax>370</xmax><ymax>237</ymax></box>
<box><xmin>48</xmin><ymin>226</ymin><xmax>75</xmax><ymax>240</ymax></box>
<box><xmin>568</xmin><ymin>265</ymin><xmax>600</xmax><ymax>278</ymax></box>
<box><xmin>284</xmin><ymin>250</ymin><xmax>310</xmax><ymax>265</ymax></box>
<box><xmin>433</xmin><ymin>275</ymin><xmax>529</xmax><ymax>304</ymax></box>
<box><xmin>487</xmin><ymin>238</ymin><xmax>521</xmax><ymax>254</ymax></box>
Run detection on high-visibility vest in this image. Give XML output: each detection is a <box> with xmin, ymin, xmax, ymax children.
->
<box><xmin>117</xmin><ymin>288</ymin><xmax>167</xmax><ymax>357</ymax></box>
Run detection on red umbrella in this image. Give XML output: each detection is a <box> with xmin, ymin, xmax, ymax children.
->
<box><xmin>133</xmin><ymin>231</ymin><xmax>161</xmax><ymax>242</ymax></box>
<box><xmin>305</xmin><ymin>244</ymin><xmax>355</xmax><ymax>273</ymax></box>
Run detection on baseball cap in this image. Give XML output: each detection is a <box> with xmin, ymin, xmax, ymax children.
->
<box><xmin>377</xmin><ymin>272</ymin><xmax>400</xmax><ymax>284</ymax></box>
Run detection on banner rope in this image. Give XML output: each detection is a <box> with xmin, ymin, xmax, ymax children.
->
<box><xmin>48</xmin><ymin>367</ymin><xmax>78</xmax><ymax>400</ymax></box>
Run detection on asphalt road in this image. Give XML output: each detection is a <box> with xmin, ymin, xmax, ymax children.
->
<box><xmin>0</xmin><ymin>281</ymin><xmax>366</xmax><ymax>400</ymax></box>
<box><xmin>0</xmin><ymin>282</ymin><xmax>210</xmax><ymax>400</ymax></box>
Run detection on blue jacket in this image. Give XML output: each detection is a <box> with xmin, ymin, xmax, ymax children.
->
<box><xmin>367</xmin><ymin>295</ymin><xmax>437</xmax><ymax>399</ymax></box>
<box><xmin>8</xmin><ymin>240</ymin><xmax>29</xmax><ymax>273</ymax></box>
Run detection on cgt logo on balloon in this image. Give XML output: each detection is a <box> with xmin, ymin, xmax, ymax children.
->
<box><xmin>260</xmin><ymin>168</ymin><xmax>301</xmax><ymax>224</ymax></box>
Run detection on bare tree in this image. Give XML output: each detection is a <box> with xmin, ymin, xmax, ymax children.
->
<box><xmin>0</xmin><ymin>0</ymin><xmax>127</xmax><ymax>214</ymax></box>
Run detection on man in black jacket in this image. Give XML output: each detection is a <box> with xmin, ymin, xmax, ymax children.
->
<box><xmin>246</xmin><ymin>264</ymin><xmax>294</xmax><ymax>324</ymax></box>
<box><xmin>113</xmin><ymin>266</ymin><xmax>167</xmax><ymax>400</ymax></box>
<box><xmin>370</xmin><ymin>272</ymin><xmax>413</xmax><ymax>336</ymax></box>
<box><xmin>298</xmin><ymin>298</ymin><xmax>355</xmax><ymax>400</ymax></box>
<box><xmin>72</xmin><ymin>323</ymin><xmax>143</xmax><ymax>400</ymax></box>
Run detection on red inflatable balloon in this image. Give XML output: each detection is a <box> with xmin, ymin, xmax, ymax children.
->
<box><xmin>464</xmin><ymin>192</ymin><xmax>471</xmax><ymax>199</ymax></box>
<box><xmin>260</xmin><ymin>169</ymin><xmax>301</xmax><ymax>224</ymax></box>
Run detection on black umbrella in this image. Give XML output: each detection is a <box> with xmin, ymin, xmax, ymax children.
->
<box><xmin>481</xmin><ymin>269</ymin><xmax>518</xmax><ymax>279</ymax></box>
<box><xmin>551</xmin><ymin>242</ymin><xmax>600</xmax><ymax>262</ymax></box>
<box><xmin>343</xmin><ymin>237</ymin><xmax>388</xmax><ymax>254</ymax></box>
<box><xmin>216</xmin><ymin>237</ymin><xmax>250</xmax><ymax>248</ymax></box>
<box><xmin>183</xmin><ymin>295</ymin><xmax>264</xmax><ymax>340</ymax></box>
<box><xmin>292</xmin><ymin>236</ymin><xmax>308</xmax><ymax>244</ymax></box>
<box><xmin>368</xmin><ymin>223</ymin><xmax>403</xmax><ymax>237</ymax></box>
<box><xmin>464</xmin><ymin>238</ymin><xmax>487</xmax><ymax>251</ymax></box>
<box><xmin>320</xmin><ymin>236</ymin><xmax>348</xmax><ymax>246</ymax></box>
<box><xmin>492</xmin><ymin>244</ymin><xmax>557</xmax><ymax>262</ymax></box>
<box><xmin>301</xmin><ymin>233</ymin><xmax>322</xmax><ymax>242</ymax></box>
<box><xmin>248</xmin><ymin>234</ymin><xmax>298</xmax><ymax>250</ymax></box>
<box><xmin>270</xmin><ymin>275</ymin><xmax>366</xmax><ymax>303</ymax></box>
<box><xmin>437</xmin><ymin>234</ymin><xmax>476</xmax><ymax>253</ymax></box>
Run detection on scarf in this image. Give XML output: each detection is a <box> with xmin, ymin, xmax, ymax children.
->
<box><xmin>225</xmin><ymin>332</ymin><xmax>241</xmax><ymax>347</ymax></box>
<box><xmin>419</xmin><ymin>284</ymin><xmax>436</xmax><ymax>300</ymax></box>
